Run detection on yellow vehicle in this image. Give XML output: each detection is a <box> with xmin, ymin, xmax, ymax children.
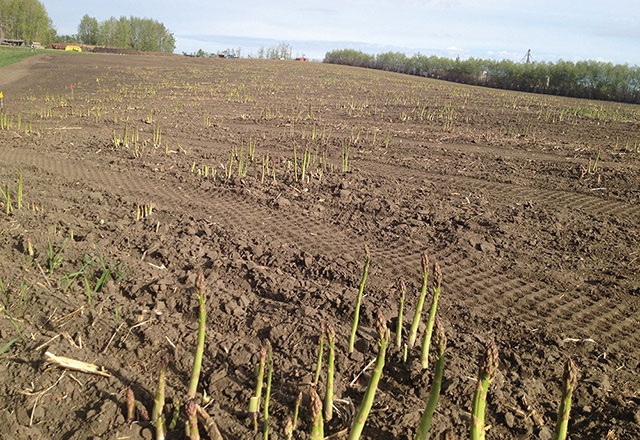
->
<box><xmin>65</xmin><ymin>45</ymin><xmax>82</xmax><ymax>52</ymax></box>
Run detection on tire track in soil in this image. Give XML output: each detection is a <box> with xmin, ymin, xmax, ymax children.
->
<box><xmin>360</xmin><ymin>159</ymin><xmax>640</xmax><ymax>223</ymax></box>
<box><xmin>2</xmin><ymin>148</ymin><xmax>638</xmax><ymax>355</ymax></box>
<box><xmin>360</xmin><ymin>159</ymin><xmax>639</xmax><ymax>352</ymax></box>
<box><xmin>445</xmin><ymin>264</ymin><xmax>639</xmax><ymax>353</ymax></box>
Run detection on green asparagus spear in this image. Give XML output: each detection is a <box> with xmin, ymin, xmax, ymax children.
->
<box><xmin>325</xmin><ymin>323</ymin><xmax>336</xmax><ymax>421</ymax></box>
<box><xmin>408</xmin><ymin>252</ymin><xmax>429</xmax><ymax>347</ymax></box>
<box><xmin>349</xmin><ymin>245</ymin><xmax>370</xmax><ymax>353</ymax></box>
<box><xmin>552</xmin><ymin>358</ymin><xmax>578</xmax><ymax>440</ymax></box>
<box><xmin>420</xmin><ymin>262</ymin><xmax>442</xmax><ymax>369</ymax></box>
<box><xmin>310</xmin><ymin>387</ymin><xmax>324</xmax><ymax>440</ymax></box>
<box><xmin>414</xmin><ymin>318</ymin><xmax>446</xmax><ymax>440</ymax></box>
<box><xmin>470</xmin><ymin>343</ymin><xmax>499</xmax><ymax>440</ymax></box>
<box><xmin>188</xmin><ymin>270</ymin><xmax>207</xmax><ymax>400</ymax></box>
<box><xmin>347</xmin><ymin>311</ymin><xmax>388</xmax><ymax>440</ymax></box>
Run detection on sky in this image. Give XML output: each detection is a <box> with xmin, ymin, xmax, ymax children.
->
<box><xmin>41</xmin><ymin>0</ymin><xmax>640</xmax><ymax>64</ymax></box>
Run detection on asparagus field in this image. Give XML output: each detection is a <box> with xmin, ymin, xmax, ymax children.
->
<box><xmin>0</xmin><ymin>52</ymin><xmax>639</xmax><ymax>439</ymax></box>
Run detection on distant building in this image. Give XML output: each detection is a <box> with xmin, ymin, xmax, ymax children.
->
<box><xmin>1</xmin><ymin>38</ymin><xmax>26</xmax><ymax>47</ymax></box>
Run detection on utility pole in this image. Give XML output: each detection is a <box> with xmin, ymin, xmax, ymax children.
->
<box><xmin>525</xmin><ymin>49</ymin><xmax>531</xmax><ymax>64</ymax></box>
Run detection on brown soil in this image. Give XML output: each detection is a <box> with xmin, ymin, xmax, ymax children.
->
<box><xmin>0</xmin><ymin>52</ymin><xmax>639</xmax><ymax>440</ymax></box>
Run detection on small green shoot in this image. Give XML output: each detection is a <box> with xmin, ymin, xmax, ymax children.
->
<box><xmin>47</xmin><ymin>228</ymin><xmax>71</xmax><ymax>275</ymax></box>
<box><xmin>2</xmin><ymin>306</ymin><xmax>25</xmax><ymax>342</ymax></box>
<box><xmin>0</xmin><ymin>337</ymin><xmax>20</xmax><ymax>355</ymax></box>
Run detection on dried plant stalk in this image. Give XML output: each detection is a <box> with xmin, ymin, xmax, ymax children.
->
<box><xmin>44</xmin><ymin>352</ymin><xmax>111</xmax><ymax>377</ymax></box>
<box><xmin>195</xmin><ymin>404</ymin><xmax>223</xmax><ymax>440</ymax></box>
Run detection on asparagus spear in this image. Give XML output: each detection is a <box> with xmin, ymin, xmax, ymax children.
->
<box><xmin>396</xmin><ymin>279</ymin><xmax>406</xmax><ymax>349</ymax></box>
<box><xmin>347</xmin><ymin>311</ymin><xmax>388</xmax><ymax>440</ymax></box>
<box><xmin>126</xmin><ymin>387</ymin><xmax>135</xmax><ymax>422</ymax></box>
<box><xmin>188</xmin><ymin>270</ymin><xmax>207</xmax><ymax>400</ymax></box>
<box><xmin>325</xmin><ymin>323</ymin><xmax>336</xmax><ymax>421</ymax></box>
<box><xmin>284</xmin><ymin>416</ymin><xmax>293</xmax><ymax>440</ymax></box>
<box><xmin>292</xmin><ymin>390</ymin><xmax>302</xmax><ymax>430</ymax></box>
<box><xmin>552</xmin><ymin>358</ymin><xmax>578</xmax><ymax>440</ymax></box>
<box><xmin>470</xmin><ymin>343</ymin><xmax>499</xmax><ymax>440</ymax></box>
<box><xmin>420</xmin><ymin>262</ymin><xmax>442</xmax><ymax>369</ymax></box>
<box><xmin>152</xmin><ymin>356</ymin><xmax>169</xmax><ymax>440</ymax></box>
<box><xmin>187</xmin><ymin>400</ymin><xmax>200</xmax><ymax>440</ymax></box>
<box><xmin>349</xmin><ymin>245</ymin><xmax>370</xmax><ymax>353</ymax></box>
<box><xmin>152</xmin><ymin>356</ymin><xmax>169</xmax><ymax>422</ymax></box>
<box><xmin>414</xmin><ymin>318</ymin><xmax>446</xmax><ymax>440</ymax></box>
<box><xmin>313</xmin><ymin>332</ymin><xmax>324</xmax><ymax>385</ymax></box>
<box><xmin>263</xmin><ymin>342</ymin><xmax>273</xmax><ymax>440</ymax></box>
<box><xmin>408</xmin><ymin>252</ymin><xmax>429</xmax><ymax>347</ymax></box>
<box><xmin>249</xmin><ymin>345</ymin><xmax>267</xmax><ymax>432</ymax></box>
<box><xmin>310</xmin><ymin>387</ymin><xmax>324</xmax><ymax>440</ymax></box>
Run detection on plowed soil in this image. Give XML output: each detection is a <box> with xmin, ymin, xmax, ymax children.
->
<box><xmin>1</xmin><ymin>52</ymin><xmax>639</xmax><ymax>440</ymax></box>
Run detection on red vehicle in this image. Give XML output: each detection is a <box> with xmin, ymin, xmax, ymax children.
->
<box><xmin>295</xmin><ymin>57</ymin><xmax>309</xmax><ymax>62</ymax></box>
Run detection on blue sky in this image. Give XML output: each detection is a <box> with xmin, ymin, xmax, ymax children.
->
<box><xmin>42</xmin><ymin>0</ymin><xmax>639</xmax><ymax>64</ymax></box>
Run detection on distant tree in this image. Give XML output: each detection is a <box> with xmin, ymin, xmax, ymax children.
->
<box><xmin>128</xmin><ymin>16</ymin><xmax>174</xmax><ymax>52</ymax></box>
<box><xmin>98</xmin><ymin>17</ymin><xmax>117</xmax><ymax>46</ymax></box>
<box><xmin>0</xmin><ymin>0</ymin><xmax>56</xmax><ymax>43</ymax></box>
<box><xmin>114</xmin><ymin>16</ymin><xmax>131</xmax><ymax>48</ymax></box>
<box><xmin>77</xmin><ymin>14</ymin><xmax>98</xmax><ymax>45</ymax></box>
<box><xmin>57</xmin><ymin>34</ymin><xmax>78</xmax><ymax>43</ymax></box>
<box><xmin>76</xmin><ymin>14</ymin><xmax>175</xmax><ymax>53</ymax></box>
<box><xmin>263</xmin><ymin>42</ymin><xmax>292</xmax><ymax>60</ymax></box>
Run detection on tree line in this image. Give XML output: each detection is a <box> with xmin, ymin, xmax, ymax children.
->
<box><xmin>0</xmin><ymin>0</ymin><xmax>56</xmax><ymax>44</ymax></box>
<box><xmin>74</xmin><ymin>14</ymin><xmax>175</xmax><ymax>53</ymax></box>
<box><xmin>324</xmin><ymin>49</ymin><xmax>640</xmax><ymax>104</ymax></box>
<box><xmin>0</xmin><ymin>1</ymin><xmax>175</xmax><ymax>53</ymax></box>
<box><xmin>187</xmin><ymin>43</ymin><xmax>297</xmax><ymax>60</ymax></box>
<box><xmin>256</xmin><ymin>42</ymin><xmax>293</xmax><ymax>60</ymax></box>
